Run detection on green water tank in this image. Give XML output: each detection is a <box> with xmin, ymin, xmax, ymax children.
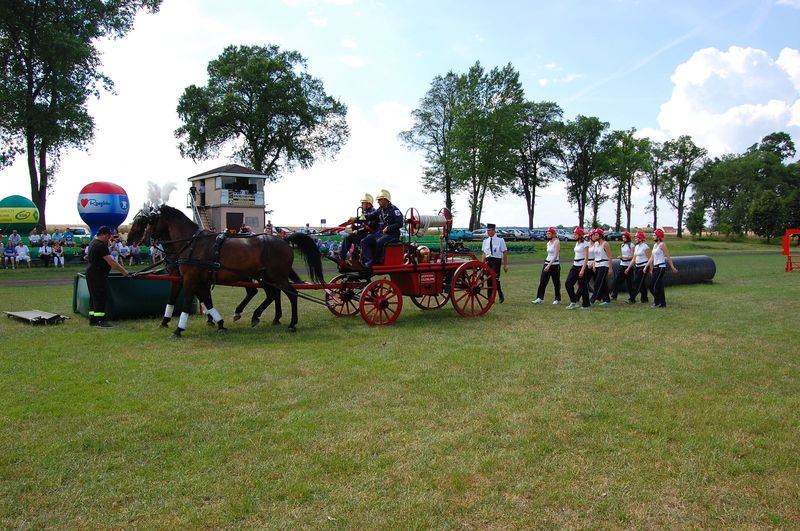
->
<box><xmin>73</xmin><ymin>273</ymin><xmax>197</xmax><ymax>320</ymax></box>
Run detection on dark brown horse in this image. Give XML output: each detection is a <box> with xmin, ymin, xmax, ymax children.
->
<box><xmin>127</xmin><ymin>204</ymin><xmax>323</xmax><ymax>337</ymax></box>
<box><xmin>128</xmin><ymin>213</ymin><xmax>285</xmax><ymax>329</ymax></box>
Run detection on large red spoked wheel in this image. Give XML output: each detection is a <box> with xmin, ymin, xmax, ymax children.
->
<box><xmin>326</xmin><ymin>274</ymin><xmax>365</xmax><ymax>317</ymax></box>
<box><xmin>410</xmin><ymin>293</ymin><xmax>450</xmax><ymax>310</ymax></box>
<box><xmin>360</xmin><ymin>279</ymin><xmax>403</xmax><ymax>326</ymax></box>
<box><xmin>450</xmin><ymin>260</ymin><xmax>497</xmax><ymax>318</ymax></box>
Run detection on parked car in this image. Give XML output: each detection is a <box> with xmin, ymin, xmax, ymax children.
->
<box><xmin>528</xmin><ymin>229</ymin><xmax>547</xmax><ymax>241</ymax></box>
<box><xmin>503</xmin><ymin>228</ymin><xmax>529</xmax><ymax>241</ymax></box>
<box><xmin>471</xmin><ymin>228</ymin><xmax>488</xmax><ymax>239</ymax></box>
<box><xmin>273</xmin><ymin>226</ymin><xmax>293</xmax><ymax>237</ymax></box>
<box><xmin>605</xmin><ymin>231</ymin><xmax>622</xmax><ymax>241</ymax></box>
<box><xmin>447</xmin><ymin>228</ymin><xmax>474</xmax><ymax>241</ymax></box>
<box><xmin>556</xmin><ymin>228</ymin><xmax>576</xmax><ymax>241</ymax></box>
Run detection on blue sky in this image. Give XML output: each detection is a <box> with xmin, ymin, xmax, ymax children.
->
<box><xmin>4</xmin><ymin>0</ymin><xmax>800</xmax><ymax>228</ymax></box>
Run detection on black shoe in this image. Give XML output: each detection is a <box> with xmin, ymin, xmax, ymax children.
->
<box><xmin>498</xmin><ymin>293</ymin><xmax>504</xmax><ymax>304</ymax></box>
<box><xmin>624</xmin><ymin>299</ymin><xmax>635</xmax><ymax>304</ymax></box>
<box><xmin>93</xmin><ymin>320</ymin><xmax>113</xmax><ymax>328</ymax></box>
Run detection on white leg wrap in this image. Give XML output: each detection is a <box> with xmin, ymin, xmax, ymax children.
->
<box><xmin>207</xmin><ymin>307</ymin><xmax>223</xmax><ymax>323</ymax></box>
<box><xmin>178</xmin><ymin>312</ymin><xmax>189</xmax><ymax>329</ymax></box>
<box><xmin>164</xmin><ymin>304</ymin><xmax>174</xmax><ymax>318</ymax></box>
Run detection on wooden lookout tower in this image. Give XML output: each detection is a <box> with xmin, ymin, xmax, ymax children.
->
<box><xmin>187</xmin><ymin>164</ymin><xmax>267</xmax><ymax>233</ymax></box>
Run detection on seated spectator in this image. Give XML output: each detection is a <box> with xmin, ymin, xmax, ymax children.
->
<box><xmin>51</xmin><ymin>229</ymin><xmax>64</xmax><ymax>245</ymax></box>
<box><xmin>109</xmin><ymin>235</ymin><xmax>121</xmax><ymax>263</ymax></box>
<box><xmin>7</xmin><ymin>229</ymin><xmax>22</xmax><ymax>248</ymax></box>
<box><xmin>28</xmin><ymin>228</ymin><xmax>41</xmax><ymax>247</ymax></box>
<box><xmin>63</xmin><ymin>230</ymin><xmax>74</xmax><ymax>247</ymax></box>
<box><xmin>4</xmin><ymin>241</ymin><xmax>17</xmax><ymax>269</ymax></box>
<box><xmin>80</xmin><ymin>243</ymin><xmax>88</xmax><ymax>263</ymax></box>
<box><xmin>52</xmin><ymin>242</ymin><xmax>65</xmax><ymax>268</ymax></box>
<box><xmin>128</xmin><ymin>243</ymin><xmax>141</xmax><ymax>266</ymax></box>
<box><xmin>151</xmin><ymin>244</ymin><xmax>164</xmax><ymax>264</ymax></box>
<box><xmin>41</xmin><ymin>231</ymin><xmax>51</xmax><ymax>246</ymax></box>
<box><xmin>15</xmin><ymin>242</ymin><xmax>31</xmax><ymax>268</ymax></box>
<box><xmin>118</xmin><ymin>241</ymin><xmax>131</xmax><ymax>264</ymax></box>
<box><xmin>39</xmin><ymin>242</ymin><xmax>53</xmax><ymax>267</ymax></box>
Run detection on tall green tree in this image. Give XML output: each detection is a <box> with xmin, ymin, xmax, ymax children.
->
<box><xmin>644</xmin><ymin>141</ymin><xmax>669</xmax><ymax>229</ymax></box>
<box><xmin>685</xmin><ymin>199</ymin><xmax>707</xmax><ymax>239</ymax></box>
<box><xmin>598</xmin><ymin>129</ymin><xmax>650</xmax><ymax>231</ymax></box>
<box><xmin>748</xmin><ymin>190</ymin><xmax>784</xmax><ymax>242</ymax></box>
<box><xmin>0</xmin><ymin>0</ymin><xmax>162</xmax><ymax>229</ymax></box>
<box><xmin>512</xmin><ymin>101</ymin><xmax>563</xmax><ymax>228</ymax></box>
<box><xmin>557</xmin><ymin>115</ymin><xmax>609</xmax><ymax>228</ymax></box>
<box><xmin>176</xmin><ymin>44</ymin><xmax>349</xmax><ymax>179</ymax></box>
<box><xmin>450</xmin><ymin>62</ymin><xmax>525</xmax><ymax>229</ymax></box>
<box><xmin>661</xmin><ymin>135</ymin><xmax>707</xmax><ymax>237</ymax></box>
<box><xmin>399</xmin><ymin>72</ymin><xmax>459</xmax><ymax>214</ymax></box>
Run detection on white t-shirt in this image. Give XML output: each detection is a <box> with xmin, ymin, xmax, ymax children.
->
<box><xmin>573</xmin><ymin>241</ymin><xmax>589</xmax><ymax>267</ymax></box>
<box><xmin>634</xmin><ymin>242</ymin><xmax>650</xmax><ymax>266</ymax></box>
<box><xmin>620</xmin><ymin>242</ymin><xmax>633</xmax><ymax>266</ymax></box>
<box><xmin>545</xmin><ymin>239</ymin><xmax>560</xmax><ymax>265</ymax></box>
<box><xmin>16</xmin><ymin>245</ymin><xmax>31</xmax><ymax>262</ymax></box>
<box><xmin>594</xmin><ymin>241</ymin><xmax>609</xmax><ymax>266</ymax></box>
<box><xmin>652</xmin><ymin>242</ymin><xmax>666</xmax><ymax>267</ymax></box>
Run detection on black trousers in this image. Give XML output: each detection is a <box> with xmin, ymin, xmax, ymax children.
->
<box><xmin>590</xmin><ymin>266</ymin><xmax>611</xmax><ymax>304</ymax></box>
<box><xmin>86</xmin><ymin>270</ymin><xmax>110</xmax><ymax>321</ymax></box>
<box><xmin>536</xmin><ymin>264</ymin><xmax>561</xmax><ymax>301</ymax></box>
<box><xmin>632</xmin><ymin>266</ymin><xmax>649</xmax><ymax>303</ymax></box>
<box><xmin>340</xmin><ymin>231</ymin><xmax>367</xmax><ymax>260</ymax></box>
<box><xmin>565</xmin><ymin>266</ymin><xmax>589</xmax><ymax>307</ymax></box>
<box><xmin>611</xmin><ymin>263</ymin><xmax>633</xmax><ymax>300</ymax></box>
<box><xmin>486</xmin><ymin>257</ymin><xmax>504</xmax><ymax>300</ymax></box>
<box><xmin>650</xmin><ymin>267</ymin><xmax>667</xmax><ymax>306</ymax></box>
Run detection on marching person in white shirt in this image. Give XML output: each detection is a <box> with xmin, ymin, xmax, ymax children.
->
<box><xmin>625</xmin><ymin>231</ymin><xmax>651</xmax><ymax>304</ymax></box>
<box><xmin>644</xmin><ymin>228</ymin><xmax>678</xmax><ymax>308</ymax></box>
<box><xmin>611</xmin><ymin>231</ymin><xmax>634</xmax><ymax>301</ymax></box>
<box><xmin>565</xmin><ymin>227</ymin><xmax>591</xmax><ymax>309</ymax></box>
<box><xmin>532</xmin><ymin>227</ymin><xmax>561</xmax><ymax>305</ymax></box>
<box><xmin>481</xmin><ymin>223</ymin><xmax>508</xmax><ymax>304</ymax></box>
<box><xmin>589</xmin><ymin>228</ymin><xmax>613</xmax><ymax>306</ymax></box>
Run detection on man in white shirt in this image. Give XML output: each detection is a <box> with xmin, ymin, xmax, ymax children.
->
<box><xmin>15</xmin><ymin>242</ymin><xmax>32</xmax><ymax>267</ymax></box>
<box><xmin>39</xmin><ymin>242</ymin><xmax>53</xmax><ymax>267</ymax></box>
<box><xmin>481</xmin><ymin>223</ymin><xmax>508</xmax><ymax>303</ymax></box>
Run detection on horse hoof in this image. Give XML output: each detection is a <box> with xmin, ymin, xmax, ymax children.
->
<box><xmin>217</xmin><ymin>327</ymin><xmax>228</xmax><ymax>334</ymax></box>
<box><xmin>233</xmin><ymin>313</ymin><xmax>242</xmax><ymax>321</ymax></box>
<box><xmin>272</xmin><ymin>319</ymin><xmax>281</xmax><ymax>326</ymax></box>
<box><xmin>250</xmin><ymin>318</ymin><xmax>260</xmax><ymax>328</ymax></box>
<box><xmin>287</xmin><ymin>326</ymin><xmax>297</xmax><ymax>333</ymax></box>
<box><xmin>207</xmin><ymin>319</ymin><xmax>215</xmax><ymax>326</ymax></box>
<box><xmin>160</xmin><ymin>319</ymin><xmax>170</xmax><ymax>328</ymax></box>
<box><xmin>171</xmin><ymin>332</ymin><xmax>182</xmax><ymax>339</ymax></box>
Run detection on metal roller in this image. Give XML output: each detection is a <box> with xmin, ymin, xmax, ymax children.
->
<box><xmin>405</xmin><ymin>208</ymin><xmax>449</xmax><ymax>237</ymax></box>
<box><xmin>606</xmin><ymin>255</ymin><xmax>716</xmax><ymax>288</ymax></box>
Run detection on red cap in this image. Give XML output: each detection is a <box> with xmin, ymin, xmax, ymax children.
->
<box><xmin>547</xmin><ymin>227</ymin><xmax>556</xmax><ymax>234</ymax></box>
<box><xmin>654</xmin><ymin>228</ymin><xmax>665</xmax><ymax>239</ymax></box>
<box><xmin>635</xmin><ymin>231</ymin><xmax>645</xmax><ymax>240</ymax></box>
<box><xmin>573</xmin><ymin>227</ymin><xmax>585</xmax><ymax>237</ymax></box>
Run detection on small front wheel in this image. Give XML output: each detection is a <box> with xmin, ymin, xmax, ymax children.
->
<box><xmin>410</xmin><ymin>293</ymin><xmax>450</xmax><ymax>310</ymax></box>
<box><xmin>360</xmin><ymin>279</ymin><xmax>403</xmax><ymax>326</ymax></box>
<box><xmin>326</xmin><ymin>274</ymin><xmax>365</xmax><ymax>317</ymax></box>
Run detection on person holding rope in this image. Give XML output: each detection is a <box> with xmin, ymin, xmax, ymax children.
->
<box><xmin>86</xmin><ymin>225</ymin><xmax>129</xmax><ymax>328</ymax></box>
<box><xmin>644</xmin><ymin>228</ymin><xmax>677</xmax><ymax>308</ymax></box>
<box><xmin>359</xmin><ymin>189</ymin><xmax>403</xmax><ymax>271</ymax></box>
<box><xmin>625</xmin><ymin>231</ymin><xmax>651</xmax><ymax>304</ymax></box>
<box><xmin>481</xmin><ymin>223</ymin><xmax>508</xmax><ymax>304</ymax></box>
<box><xmin>341</xmin><ymin>193</ymin><xmax>377</xmax><ymax>261</ymax></box>
<box><xmin>565</xmin><ymin>227</ymin><xmax>590</xmax><ymax>310</ymax></box>
<box><xmin>532</xmin><ymin>227</ymin><xmax>561</xmax><ymax>305</ymax></box>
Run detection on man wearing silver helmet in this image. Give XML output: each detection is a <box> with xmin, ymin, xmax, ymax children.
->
<box><xmin>341</xmin><ymin>193</ymin><xmax>378</xmax><ymax>261</ymax></box>
<box><xmin>359</xmin><ymin>189</ymin><xmax>403</xmax><ymax>271</ymax></box>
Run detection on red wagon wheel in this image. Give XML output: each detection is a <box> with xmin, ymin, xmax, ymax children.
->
<box><xmin>450</xmin><ymin>260</ymin><xmax>496</xmax><ymax>318</ymax></box>
<box><xmin>325</xmin><ymin>274</ymin><xmax>365</xmax><ymax>317</ymax></box>
<box><xmin>360</xmin><ymin>279</ymin><xmax>403</xmax><ymax>326</ymax></box>
<box><xmin>410</xmin><ymin>293</ymin><xmax>450</xmax><ymax>310</ymax></box>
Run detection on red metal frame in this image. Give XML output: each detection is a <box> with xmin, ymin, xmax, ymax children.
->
<box><xmin>782</xmin><ymin>229</ymin><xmax>800</xmax><ymax>272</ymax></box>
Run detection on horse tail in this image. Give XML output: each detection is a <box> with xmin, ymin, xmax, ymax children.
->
<box><xmin>286</xmin><ymin>233</ymin><xmax>325</xmax><ymax>284</ymax></box>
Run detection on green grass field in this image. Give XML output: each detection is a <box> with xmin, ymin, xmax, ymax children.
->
<box><xmin>1</xmin><ymin>241</ymin><xmax>798</xmax><ymax>528</ymax></box>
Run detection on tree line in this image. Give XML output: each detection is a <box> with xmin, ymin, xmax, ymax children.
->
<box><xmin>400</xmin><ymin>62</ymin><xmax>800</xmax><ymax>239</ymax></box>
<box><xmin>2</xmin><ymin>4</ymin><xmax>797</xmax><ymax>241</ymax></box>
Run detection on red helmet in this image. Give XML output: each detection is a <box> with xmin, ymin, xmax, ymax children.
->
<box><xmin>573</xmin><ymin>227</ymin><xmax>585</xmax><ymax>237</ymax></box>
<box><xmin>547</xmin><ymin>227</ymin><xmax>556</xmax><ymax>234</ymax></box>
<box><xmin>594</xmin><ymin>228</ymin><xmax>605</xmax><ymax>238</ymax></box>
<box><xmin>622</xmin><ymin>231</ymin><xmax>631</xmax><ymax>239</ymax></box>
<box><xmin>635</xmin><ymin>231</ymin><xmax>645</xmax><ymax>240</ymax></box>
<box><xmin>654</xmin><ymin>228</ymin><xmax>665</xmax><ymax>239</ymax></box>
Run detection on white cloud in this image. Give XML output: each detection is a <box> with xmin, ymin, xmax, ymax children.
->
<box><xmin>538</xmin><ymin>79</ymin><xmax>549</xmax><ymax>87</ymax></box>
<box><xmin>777</xmin><ymin>0</ymin><xmax>800</xmax><ymax>8</ymax></box>
<box><xmin>657</xmin><ymin>46</ymin><xmax>800</xmax><ymax>156</ymax></box>
<box><xmin>340</xmin><ymin>38</ymin><xmax>358</xmax><ymax>49</ymax></box>
<box><xmin>338</xmin><ymin>55</ymin><xmax>365</xmax><ymax>68</ymax></box>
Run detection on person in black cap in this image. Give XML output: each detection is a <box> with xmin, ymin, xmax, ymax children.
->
<box><xmin>481</xmin><ymin>223</ymin><xmax>508</xmax><ymax>303</ymax></box>
<box><xmin>85</xmin><ymin>225</ymin><xmax>129</xmax><ymax>328</ymax></box>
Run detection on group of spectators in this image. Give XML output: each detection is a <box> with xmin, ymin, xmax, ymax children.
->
<box><xmin>1</xmin><ymin>226</ymin><xmax>147</xmax><ymax>269</ymax></box>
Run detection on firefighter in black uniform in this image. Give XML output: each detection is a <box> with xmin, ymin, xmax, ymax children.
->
<box><xmin>359</xmin><ymin>189</ymin><xmax>403</xmax><ymax>270</ymax></box>
<box><xmin>341</xmin><ymin>193</ymin><xmax>378</xmax><ymax>261</ymax></box>
<box><xmin>86</xmin><ymin>226</ymin><xmax>129</xmax><ymax>328</ymax></box>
